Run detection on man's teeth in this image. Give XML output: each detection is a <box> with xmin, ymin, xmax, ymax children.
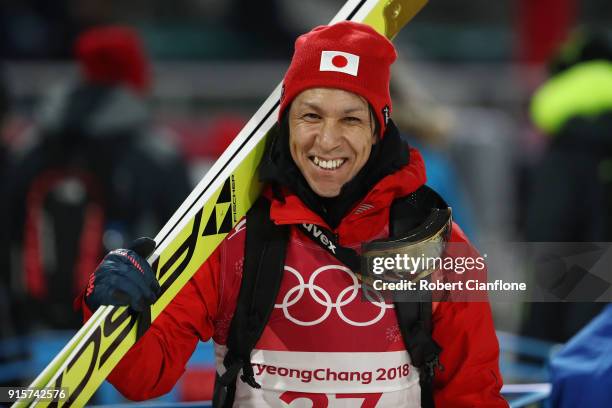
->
<box><xmin>313</xmin><ymin>156</ymin><xmax>345</xmax><ymax>170</ymax></box>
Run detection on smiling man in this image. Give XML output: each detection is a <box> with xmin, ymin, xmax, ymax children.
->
<box><xmin>81</xmin><ymin>21</ymin><xmax>507</xmax><ymax>407</ymax></box>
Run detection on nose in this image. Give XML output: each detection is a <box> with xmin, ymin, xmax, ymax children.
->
<box><xmin>316</xmin><ymin>119</ymin><xmax>342</xmax><ymax>152</ymax></box>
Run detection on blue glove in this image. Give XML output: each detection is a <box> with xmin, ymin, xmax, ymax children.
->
<box><xmin>86</xmin><ymin>237</ymin><xmax>160</xmax><ymax>313</ymax></box>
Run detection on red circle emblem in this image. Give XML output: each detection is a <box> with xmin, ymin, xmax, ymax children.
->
<box><xmin>331</xmin><ymin>55</ymin><xmax>348</xmax><ymax>68</ymax></box>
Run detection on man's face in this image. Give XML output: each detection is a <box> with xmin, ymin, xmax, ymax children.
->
<box><xmin>288</xmin><ymin>88</ymin><xmax>376</xmax><ymax>198</ymax></box>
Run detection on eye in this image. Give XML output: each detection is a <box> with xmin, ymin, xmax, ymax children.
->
<box><xmin>343</xmin><ymin>116</ymin><xmax>362</xmax><ymax>124</ymax></box>
<box><xmin>302</xmin><ymin>112</ymin><xmax>321</xmax><ymax>121</ymax></box>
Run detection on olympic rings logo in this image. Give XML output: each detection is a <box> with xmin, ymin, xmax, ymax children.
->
<box><xmin>274</xmin><ymin>265</ymin><xmax>394</xmax><ymax>327</ymax></box>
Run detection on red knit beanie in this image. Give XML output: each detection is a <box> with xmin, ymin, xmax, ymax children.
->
<box><xmin>75</xmin><ymin>26</ymin><xmax>150</xmax><ymax>93</ymax></box>
<box><xmin>279</xmin><ymin>21</ymin><xmax>397</xmax><ymax>137</ymax></box>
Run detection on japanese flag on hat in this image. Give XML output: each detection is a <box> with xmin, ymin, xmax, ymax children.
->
<box><xmin>279</xmin><ymin>21</ymin><xmax>397</xmax><ymax>137</ymax></box>
<box><xmin>320</xmin><ymin>51</ymin><xmax>360</xmax><ymax>76</ymax></box>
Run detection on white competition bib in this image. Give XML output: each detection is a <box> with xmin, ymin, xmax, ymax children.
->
<box><xmin>215</xmin><ymin>345</ymin><xmax>422</xmax><ymax>407</ymax></box>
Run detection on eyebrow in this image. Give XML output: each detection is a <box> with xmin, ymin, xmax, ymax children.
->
<box><xmin>299</xmin><ymin>101</ymin><xmax>368</xmax><ymax>115</ymax></box>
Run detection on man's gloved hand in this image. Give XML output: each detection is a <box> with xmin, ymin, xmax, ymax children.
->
<box><xmin>86</xmin><ymin>237</ymin><xmax>160</xmax><ymax>313</ymax></box>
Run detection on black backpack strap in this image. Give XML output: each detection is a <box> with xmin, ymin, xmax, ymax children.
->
<box><xmin>391</xmin><ymin>185</ymin><xmax>447</xmax><ymax>408</ymax></box>
<box><xmin>296</xmin><ymin>223</ymin><xmax>360</xmax><ymax>271</ymax></box>
<box><xmin>394</xmin><ymin>300</ymin><xmax>441</xmax><ymax>408</ymax></box>
<box><xmin>213</xmin><ymin>196</ymin><xmax>289</xmax><ymax>408</ymax></box>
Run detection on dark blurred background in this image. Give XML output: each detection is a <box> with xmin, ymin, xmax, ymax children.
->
<box><xmin>0</xmin><ymin>0</ymin><xmax>611</xmax><ymax>405</ymax></box>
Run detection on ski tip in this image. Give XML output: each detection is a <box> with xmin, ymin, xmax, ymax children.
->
<box><xmin>385</xmin><ymin>0</ymin><xmax>429</xmax><ymax>39</ymax></box>
<box><xmin>361</xmin><ymin>0</ymin><xmax>429</xmax><ymax>40</ymax></box>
